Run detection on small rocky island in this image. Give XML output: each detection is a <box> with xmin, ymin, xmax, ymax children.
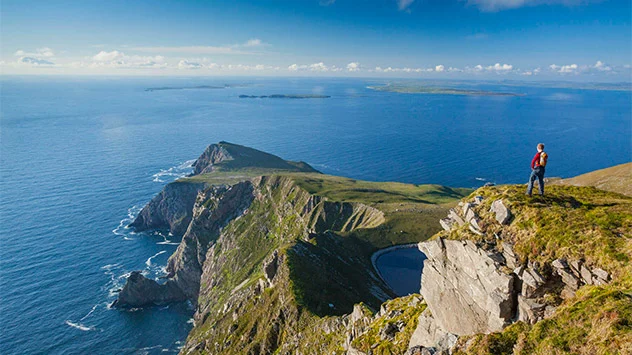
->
<box><xmin>239</xmin><ymin>94</ymin><xmax>331</xmax><ymax>99</ymax></box>
<box><xmin>117</xmin><ymin>142</ymin><xmax>631</xmax><ymax>355</ymax></box>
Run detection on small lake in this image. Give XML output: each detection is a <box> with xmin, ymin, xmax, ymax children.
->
<box><xmin>374</xmin><ymin>246</ymin><xmax>427</xmax><ymax>296</ymax></box>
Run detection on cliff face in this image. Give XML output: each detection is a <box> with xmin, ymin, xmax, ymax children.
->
<box><xmin>407</xmin><ymin>185</ymin><xmax>631</xmax><ymax>355</ymax></box>
<box><xmin>117</xmin><ymin>143</ymin><xmax>632</xmax><ymax>354</ymax></box>
<box><xmin>129</xmin><ymin>181</ymin><xmax>208</xmax><ymax>236</ymax></box>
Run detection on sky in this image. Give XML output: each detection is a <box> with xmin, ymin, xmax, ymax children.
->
<box><xmin>1</xmin><ymin>0</ymin><xmax>631</xmax><ymax>80</ymax></box>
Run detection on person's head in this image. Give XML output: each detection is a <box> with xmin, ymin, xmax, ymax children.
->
<box><xmin>537</xmin><ymin>143</ymin><xmax>544</xmax><ymax>152</ymax></box>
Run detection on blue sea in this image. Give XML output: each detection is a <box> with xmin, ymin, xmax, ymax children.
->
<box><xmin>1</xmin><ymin>76</ymin><xmax>630</xmax><ymax>354</ymax></box>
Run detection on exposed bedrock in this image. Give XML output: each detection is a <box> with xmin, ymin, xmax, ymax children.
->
<box><xmin>166</xmin><ymin>181</ymin><xmax>256</xmax><ymax>301</ymax></box>
<box><xmin>129</xmin><ymin>181</ymin><xmax>208</xmax><ymax>236</ymax></box>
<box><xmin>114</xmin><ymin>271</ymin><xmax>187</xmax><ymax>308</ymax></box>
<box><xmin>418</xmin><ymin>238</ymin><xmax>516</xmax><ymax>336</ymax></box>
<box><xmin>192</xmin><ymin>143</ymin><xmax>234</xmax><ymax>175</ymax></box>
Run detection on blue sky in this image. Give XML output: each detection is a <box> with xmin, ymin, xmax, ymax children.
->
<box><xmin>1</xmin><ymin>0</ymin><xmax>630</xmax><ymax>80</ymax></box>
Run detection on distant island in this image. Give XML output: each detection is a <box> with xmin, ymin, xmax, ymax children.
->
<box><xmin>368</xmin><ymin>84</ymin><xmax>523</xmax><ymax>96</ymax></box>
<box><xmin>145</xmin><ymin>84</ymin><xmax>250</xmax><ymax>92</ymax></box>
<box><xmin>239</xmin><ymin>94</ymin><xmax>331</xmax><ymax>99</ymax></box>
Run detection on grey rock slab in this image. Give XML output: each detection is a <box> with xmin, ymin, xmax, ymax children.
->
<box><xmin>417</xmin><ymin>238</ymin><xmax>516</xmax><ymax>335</ymax></box>
<box><xmin>490</xmin><ymin>200</ymin><xmax>512</xmax><ymax>225</ymax></box>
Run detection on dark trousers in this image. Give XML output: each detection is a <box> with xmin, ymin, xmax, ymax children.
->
<box><xmin>527</xmin><ymin>167</ymin><xmax>545</xmax><ymax>195</ymax></box>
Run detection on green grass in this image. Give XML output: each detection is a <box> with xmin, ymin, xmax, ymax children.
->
<box><xmin>203</xmin><ymin>141</ymin><xmax>319</xmax><ymax>173</ymax></box>
<box><xmin>350</xmin><ymin>295</ymin><xmax>428</xmax><ymax>355</ymax></box>
<box><xmin>446</xmin><ymin>185</ymin><xmax>632</xmax><ymax>280</ymax></box>
<box><xmin>446</xmin><ymin>184</ymin><xmax>632</xmax><ymax>355</ymax></box>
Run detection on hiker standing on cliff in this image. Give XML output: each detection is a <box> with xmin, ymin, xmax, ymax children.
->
<box><xmin>526</xmin><ymin>143</ymin><xmax>548</xmax><ymax>196</ymax></box>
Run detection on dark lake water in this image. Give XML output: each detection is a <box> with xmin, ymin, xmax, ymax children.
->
<box><xmin>1</xmin><ymin>76</ymin><xmax>630</xmax><ymax>354</ymax></box>
<box><xmin>374</xmin><ymin>246</ymin><xmax>427</xmax><ymax>296</ymax></box>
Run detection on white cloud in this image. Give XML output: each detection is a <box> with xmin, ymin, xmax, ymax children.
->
<box><xmin>466</xmin><ymin>0</ymin><xmax>592</xmax><ymax>12</ymax></box>
<box><xmin>347</xmin><ymin>62</ymin><xmax>360</xmax><ymax>72</ymax></box>
<box><xmin>131</xmin><ymin>39</ymin><xmax>267</xmax><ymax>55</ymax></box>
<box><xmin>319</xmin><ymin>0</ymin><xmax>336</xmax><ymax>5</ymax></box>
<box><xmin>448</xmin><ymin>67</ymin><xmax>463</xmax><ymax>72</ymax></box>
<box><xmin>178</xmin><ymin>60</ymin><xmax>202</xmax><ymax>69</ymax></box>
<box><xmin>550</xmin><ymin>63</ymin><xmax>578</xmax><ymax>73</ymax></box>
<box><xmin>88</xmin><ymin>50</ymin><xmax>167</xmax><ymax>69</ymax></box>
<box><xmin>398</xmin><ymin>0</ymin><xmax>415</xmax><ymax>11</ymax></box>
<box><xmin>487</xmin><ymin>63</ymin><xmax>513</xmax><ymax>71</ymax></box>
<box><xmin>435</xmin><ymin>65</ymin><xmax>445</xmax><ymax>72</ymax></box>
<box><xmin>310</xmin><ymin>62</ymin><xmax>329</xmax><ymax>72</ymax></box>
<box><xmin>593</xmin><ymin>60</ymin><xmax>612</xmax><ymax>72</ymax></box>
<box><xmin>17</xmin><ymin>56</ymin><xmax>55</xmax><ymax>66</ymax></box>
<box><xmin>93</xmin><ymin>50</ymin><xmax>125</xmax><ymax>62</ymax></box>
<box><xmin>14</xmin><ymin>47</ymin><xmax>55</xmax><ymax>58</ymax></box>
<box><xmin>243</xmin><ymin>39</ymin><xmax>263</xmax><ymax>47</ymax></box>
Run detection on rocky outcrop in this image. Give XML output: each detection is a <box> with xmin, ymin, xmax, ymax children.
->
<box><xmin>114</xmin><ymin>271</ymin><xmax>186</xmax><ymax>307</ymax></box>
<box><xmin>410</xmin><ymin>193</ymin><xmax>617</xmax><ymax>353</ymax></box>
<box><xmin>129</xmin><ymin>181</ymin><xmax>208</xmax><ymax>236</ymax></box>
<box><xmin>417</xmin><ymin>238</ymin><xmax>516</xmax><ymax>336</ymax></box>
<box><xmin>192</xmin><ymin>143</ymin><xmax>234</xmax><ymax>175</ymax></box>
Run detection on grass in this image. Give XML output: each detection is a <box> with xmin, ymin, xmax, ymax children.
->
<box><xmin>445</xmin><ymin>184</ymin><xmax>632</xmax><ymax>355</ymax></box>
<box><xmin>350</xmin><ymin>295</ymin><xmax>428</xmax><ymax>355</ymax></box>
<box><xmin>553</xmin><ymin>162</ymin><xmax>632</xmax><ymax>197</ymax></box>
<box><xmin>201</xmin><ymin>141</ymin><xmax>319</xmax><ymax>173</ymax></box>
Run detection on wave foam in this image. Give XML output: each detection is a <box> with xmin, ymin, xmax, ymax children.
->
<box><xmin>146</xmin><ymin>250</ymin><xmax>167</xmax><ymax>267</ymax></box>
<box><xmin>152</xmin><ymin>159</ymin><xmax>195</xmax><ymax>183</ymax></box>
<box><xmin>65</xmin><ymin>320</ymin><xmax>95</xmax><ymax>331</ymax></box>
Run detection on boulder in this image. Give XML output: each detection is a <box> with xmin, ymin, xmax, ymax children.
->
<box><xmin>439</xmin><ymin>218</ymin><xmax>455</xmax><ymax>232</ymax></box>
<box><xmin>490</xmin><ymin>200</ymin><xmax>512</xmax><ymax>225</ymax></box>
<box><xmin>465</xmin><ymin>208</ymin><xmax>477</xmax><ymax>223</ymax></box>
<box><xmin>521</xmin><ymin>268</ymin><xmax>545</xmax><ymax>297</ymax></box>
<box><xmin>448</xmin><ymin>209</ymin><xmax>465</xmax><ymax>226</ymax></box>
<box><xmin>552</xmin><ymin>259</ymin><xmax>581</xmax><ymax>292</ymax></box>
<box><xmin>408</xmin><ymin>309</ymin><xmax>447</xmax><ymax>348</ymax></box>
<box><xmin>501</xmin><ymin>242</ymin><xmax>520</xmax><ymax>269</ymax></box>
<box><xmin>417</xmin><ymin>238</ymin><xmax>516</xmax><ymax>335</ymax></box>
<box><xmin>517</xmin><ymin>295</ymin><xmax>546</xmax><ymax>324</ymax></box>
<box><xmin>580</xmin><ymin>265</ymin><xmax>594</xmax><ymax>285</ymax></box>
<box><xmin>592</xmin><ymin>268</ymin><xmax>610</xmax><ymax>285</ymax></box>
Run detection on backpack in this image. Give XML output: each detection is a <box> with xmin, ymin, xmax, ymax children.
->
<box><xmin>539</xmin><ymin>152</ymin><xmax>548</xmax><ymax>167</ymax></box>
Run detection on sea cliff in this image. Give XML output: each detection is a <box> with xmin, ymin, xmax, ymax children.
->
<box><xmin>117</xmin><ymin>143</ymin><xmax>631</xmax><ymax>355</ymax></box>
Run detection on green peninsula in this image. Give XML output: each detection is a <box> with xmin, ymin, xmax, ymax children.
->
<box><xmin>368</xmin><ymin>83</ymin><xmax>523</xmax><ymax>96</ymax></box>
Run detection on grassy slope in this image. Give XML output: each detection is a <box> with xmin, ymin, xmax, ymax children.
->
<box><xmin>209</xmin><ymin>141</ymin><xmax>319</xmax><ymax>173</ymax></box>
<box><xmin>553</xmin><ymin>162</ymin><xmax>632</xmax><ymax>197</ymax></box>
<box><xmin>288</xmin><ymin>173</ymin><xmax>472</xmax><ymax>249</ymax></box>
<box><xmin>443</xmin><ymin>185</ymin><xmax>632</xmax><ymax>355</ymax></box>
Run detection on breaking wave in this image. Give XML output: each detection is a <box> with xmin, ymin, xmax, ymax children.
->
<box><xmin>152</xmin><ymin>159</ymin><xmax>196</xmax><ymax>183</ymax></box>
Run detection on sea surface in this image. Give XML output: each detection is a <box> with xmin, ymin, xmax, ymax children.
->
<box><xmin>1</xmin><ymin>76</ymin><xmax>630</xmax><ymax>354</ymax></box>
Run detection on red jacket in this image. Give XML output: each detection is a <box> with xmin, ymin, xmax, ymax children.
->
<box><xmin>531</xmin><ymin>151</ymin><xmax>547</xmax><ymax>169</ymax></box>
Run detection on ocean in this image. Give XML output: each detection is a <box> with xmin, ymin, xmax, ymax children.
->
<box><xmin>0</xmin><ymin>76</ymin><xmax>630</xmax><ymax>354</ymax></box>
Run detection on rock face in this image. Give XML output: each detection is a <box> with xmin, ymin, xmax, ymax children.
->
<box><xmin>129</xmin><ymin>181</ymin><xmax>207</xmax><ymax>236</ymax></box>
<box><xmin>114</xmin><ymin>271</ymin><xmax>186</xmax><ymax>307</ymax></box>
<box><xmin>165</xmin><ymin>181</ymin><xmax>256</xmax><ymax>301</ymax></box>
<box><xmin>192</xmin><ymin>143</ymin><xmax>234</xmax><ymax>175</ymax></box>
<box><xmin>417</xmin><ymin>238</ymin><xmax>516</xmax><ymax>336</ymax></box>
